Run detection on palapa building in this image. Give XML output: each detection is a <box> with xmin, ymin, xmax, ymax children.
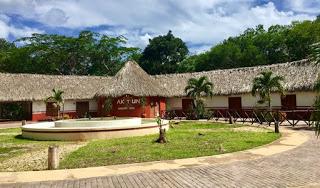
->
<box><xmin>0</xmin><ymin>59</ymin><xmax>319</xmax><ymax>121</ymax></box>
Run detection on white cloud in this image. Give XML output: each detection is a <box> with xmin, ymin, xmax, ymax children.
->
<box><xmin>283</xmin><ymin>0</ymin><xmax>320</xmax><ymax>14</ymax></box>
<box><xmin>0</xmin><ymin>14</ymin><xmax>43</xmax><ymax>39</ymax></box>
<box><xmin>0</xmin><ymin>0</ymin><xmax>318</xmax><ymax>51</ymax></box>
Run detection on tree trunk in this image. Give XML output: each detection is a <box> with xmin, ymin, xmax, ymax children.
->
<box><xmin>268</xmin><ymin>93</ymin><xmax>272</xmax><ymax>127</ymax></box>
<box><xmin>156</xmin><ymin>124</ymin><xmax>167</xmax><ymax>143</ymax></box>
<box><xmin>62</xmin><ymin>103</ymin><xmax>65</xmax><ymax>119</ymax></box>
<box><xmin>275</xmin><ymin>121</ymin><xmax>280</xmax><ymax>133</ymax></box>
<box><xmin>57</xmin><ymin>105</ymin><xmax>60</xmax><ymax>120</ymax></box>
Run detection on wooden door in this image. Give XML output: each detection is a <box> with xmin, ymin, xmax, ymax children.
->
<box><xmin>76</xmin><ymin>101</ymin><xmax>89</xmax><ymax>118</ymax></box>
<box><xmin>228</xmin><ymin>97</ymin><xmax>242</xmax><ymax>111</ymax></box>
<box><xmin>281</xmin><ymin>95</ymin><xmax>296</xmax><ymax>110</ymax></box>
<box><xmin>182</xmin><ymin>99</ymin><xmax>193</xmax><ymax>112</ymax></box>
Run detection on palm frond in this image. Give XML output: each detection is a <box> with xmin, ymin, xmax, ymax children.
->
<box><xmin>184</xmin><ymin>76</ymin><xmax>214</xmax><ymax>99</ymax></box>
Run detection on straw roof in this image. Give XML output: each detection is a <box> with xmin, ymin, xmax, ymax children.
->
<box><xmin>0</xmin><ymin>59</ymin><xmax>318</xmax><ymax>102</ymax></box>
<box><xmin>96</xmin><ymin>61</ymin><xmax>168</xmax><ymax>97</ymax></box>
<box><xmin>0</xmin><ymin>73</ymin><xmax>112</xmax><ymax>102</ymax></box>
<box><xmin>154</xmin><ymin>59</ymin><xmax>320</xmax><ymax>97</ymax></box>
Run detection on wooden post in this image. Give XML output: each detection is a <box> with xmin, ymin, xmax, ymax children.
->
<box><xmin>229</xmin><ymin>116</ymin><xmax>234</xmax><ymax>124</ymax></box>
<box><xmin>22</xmin><ymin>120</ymin><xmax>26</xmax><ymax>126</ymax></box>
<box><xmin>48</xmin><ymin>146</ymin><xmax>59</xmax><ymax>170</ymax></box>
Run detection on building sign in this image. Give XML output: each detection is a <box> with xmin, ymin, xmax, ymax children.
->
<box><xmin>115</xmin><ymin>95</ymin><xmax>142</xmax><ymax>111</ymax></box>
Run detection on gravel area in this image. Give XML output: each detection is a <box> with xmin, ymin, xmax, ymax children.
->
<box><xmin>0</xmin><ymin>143</ymin><xmax>86</xmax><ymax>172</ymax></box>
<box><xmin>232</xmin><ymin>126</ymin><xmax>271</xmax><ymax>132</ymax></box>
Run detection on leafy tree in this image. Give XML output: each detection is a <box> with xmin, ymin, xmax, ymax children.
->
<box><xmin>0</xmin><ymin>31</ymin><xmax>139</xmax><ymax>76</ymax></box>
<box><xmin>177</xmin><ymin>55</ymin><xmax>198</xmax><ymax>73</ymax></box>
<box><xmin>183</xmin><ymin>19</ymin><xmax>320</xmax><ymax>72</ymax></box>
<box><xmin>251</xmin><ymin>71</ymin><xmax>284</xmax><ymax>133</ymax></box>
<box><xmin>139</xmin><ymin>31</ymin><xmax>189</xmax><ymax>75</ymax></box>
<box><xmin>0</xmin><ymin>39</ymin><xmax>15</xmax><ymax>66</ymax></box>
<box><xmin>45</xmin><ymin>89</ymin><xmax>64</xmax><ymax>119</ymax></box>
<box><xmin>184</xmin><ymin>76</ymin><xmax>213</xmax><ymax>118</ymax></box>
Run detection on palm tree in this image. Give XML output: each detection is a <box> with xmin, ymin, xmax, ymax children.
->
<box><xmin>310</xmin><ymin>42</ymin><xmax>320</xmax><ymax>137</ymax></box>
<box><xmin>45</xmin><ymin>89</ymin><xmax>64</xmax><ymax>119</ymax></box>
<box><xmin>251</xmin><ymin>71</ymin><xmax>284</xmax><ymax>133</ymax></box>
<box><xmin>184</xmin><ymin>76</ymin><xmax>213</xmax><ymax>118</ymax></box>
<box><xmin>313</xmin><ymin>77</ymin><xmax>320</xmax><ymax>137</ymax></box>
<box><xmin>310</xmin><ymin>42</ymin><xmax>320</xmax><ymax>64</ymax></box>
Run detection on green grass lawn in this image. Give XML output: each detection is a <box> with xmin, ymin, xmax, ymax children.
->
<box><xmin>60</xmin><ymin>122</ymin><xmax>280</xmax><ymax>169</ymax></box>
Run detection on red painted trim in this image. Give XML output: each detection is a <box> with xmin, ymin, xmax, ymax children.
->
<box><xmin>97</xmin><ymin>96</ymin><xmax>166</xmax><ymax>118</ymax></box>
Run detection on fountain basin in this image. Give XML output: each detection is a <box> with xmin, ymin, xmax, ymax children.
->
<box><xmin>22</xmin><ymin>118</ymin><xmax>169</xmax><ymax>141</ymax></box>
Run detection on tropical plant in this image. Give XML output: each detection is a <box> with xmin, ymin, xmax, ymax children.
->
<box><xmin>312</xmin><ymin>77</ymin><xmax>320</xmax><ymax>137</ymax></box>
<box><xmin>184</xmin><ymin>76</ymin><xmax>213</xmax><ymax>119</ymax></box>
<box><xmin>45</xmin><ymin>89</ymin><xmax>64</xmax><ymax>119</ymax></box>
<box><xmin>104</xmin><ymin>98</ymin><xmax>113</xmax><ymax>116</ymax></box>
<box><xmin>310</xmin><ymin>42</ymin><xmax>320</xmax><ymax>64</ymax></box>
<box><xmin>251</xmin><ymin>71</ymin><xmax>284</xmax><ymax>133</ymax></box>
<box><xmin>313</xmin><ymin>96</ymin><xmax>320</xmax><ymax>137</ymax></box>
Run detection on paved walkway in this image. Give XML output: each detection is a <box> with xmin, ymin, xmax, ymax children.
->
<box><xmin>1</xmin><ymin>127</ymin><xmax>319</xmax><ymax>188</ymax></box>
<box><xmin>0</xmin><ymin>121</ymin><xmax>23</xmax><ymax>129</ymax></box>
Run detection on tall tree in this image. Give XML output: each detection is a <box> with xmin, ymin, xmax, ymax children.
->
<box><xmin>251</xmin><ymin>71</ymin><xmax>284</xmax><ymax>133</ymax></box>
<box><xmin>0</xmin><ymin>31</ymin><xmax>139</xmax><ymax>76</ymax></box>
<box><xmin>139</xmin><ymin>31</ymin><xmax>189</xmax><ymax>75</ymax></box>
<box><xmin>180</xmin><ymin>19</ymin><xmax>320</xmax><ymax>73</ymax></box>
<box><xmin>184</xmin><ymin>76</ymin><xmax>213</xmax><ymax>118</ymax></box>
<box><xmin>0</xmin><ymin>39</ymin><xmax>15</xmax><ymax>65</ymax></box>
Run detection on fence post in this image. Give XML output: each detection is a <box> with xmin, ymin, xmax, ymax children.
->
<box><xmin>48</xmin><ymin>146</ymin><xmax>59</xmax><ymax>170</ymax></box>
<box><xmin>229</xmin><ymin>116</ymin><xmax>234</xmax><ymax>124</ymax></box>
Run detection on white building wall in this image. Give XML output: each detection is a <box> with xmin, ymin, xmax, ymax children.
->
<box><xmin>32</xmin><ymin>99</ymin><xmax>98</xmax><ymax>113</ymax></box>
<box><xmin>296</xmin><ymin>92</ymin><xmax>317</xmax><ymax>107</ymax></box>
<box><xmin>166</xmin><ymin>91</ymin><xmax>316</xmax><ymax>110</ymax></box>
<box><xmin>204</xmin><ymin>96</ymin><xmax>228</xmax><ymax>108</ymax></box>
<box><xmin>241</xmin><ymin>93</ymin><xmax>281</xmax><ymax>108</ymax></box>
<box><xmin>32</xmin><ymin>101</ymin><xmax>46</xmax><ymax>113</ymax></box>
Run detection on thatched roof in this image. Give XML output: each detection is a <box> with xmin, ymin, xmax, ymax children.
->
<box><xmin>0</xmin><ymin>59</ymin><xmax>318</xmax><ymax>102</ymax></box>
<box><xmin>0</xmin><ymin>73</ymin><xmax>112</xmax><ymax>102</ymax></box>
<box><xmin>96</xmin><ymin>61</ymin><xmax>167</xmax><ymax>97</ymax></box>
<box><xmin>154</xmin><ymin>59</ymin><xmax>320</xmax><ymax>97</ymax></box>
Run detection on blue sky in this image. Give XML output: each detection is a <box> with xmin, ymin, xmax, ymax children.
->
<box><xmin>0</xmin><ymin>0</ymin><xmax>319</xmax><ymax>53</ymax></box>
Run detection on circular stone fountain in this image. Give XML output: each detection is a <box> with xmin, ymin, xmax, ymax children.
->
<box><xmin>22</xmin><ymin>117</ymin><xmax>169</xmax><ymax>141</ymax></box>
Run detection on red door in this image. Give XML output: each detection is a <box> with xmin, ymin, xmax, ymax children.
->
<box><xmin>76</xmin><ymin>101</ymin><xmax>89</xmax><ymax>118</ymax></box>
<box><xmin>228</xmin><ymin>97</ymin><xmax>242</xmax><ymax>111</ymax></box>
<box><xmin>281</xmin><ymin>95</ymin><xmax>297</xmax><ymax>119</ymax></box>
<box><xmin>281</xmin><ymin>95</ymin><xmax>296</xmax><ymax>110</ymax></box>
<box><xmin>182</xmin><ymin>99</ymin><xmax>193</xmax><ymax>113</ymax></box>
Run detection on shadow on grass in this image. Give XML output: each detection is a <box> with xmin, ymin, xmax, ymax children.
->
<box><xmin>14</xmin><ymin>134</ymin><xmax>28</xmax><ymax>140</ymax></box>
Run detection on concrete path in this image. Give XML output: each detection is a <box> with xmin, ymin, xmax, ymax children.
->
<box><xmin>0</xmin><ymin>127</ymin><xmax>319</xmax><ymax>188</ymax></box>
<box><xmin>0</xmin><ymin>121</ymin><xmax>23</xmax><ymax>129</ymax></box>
